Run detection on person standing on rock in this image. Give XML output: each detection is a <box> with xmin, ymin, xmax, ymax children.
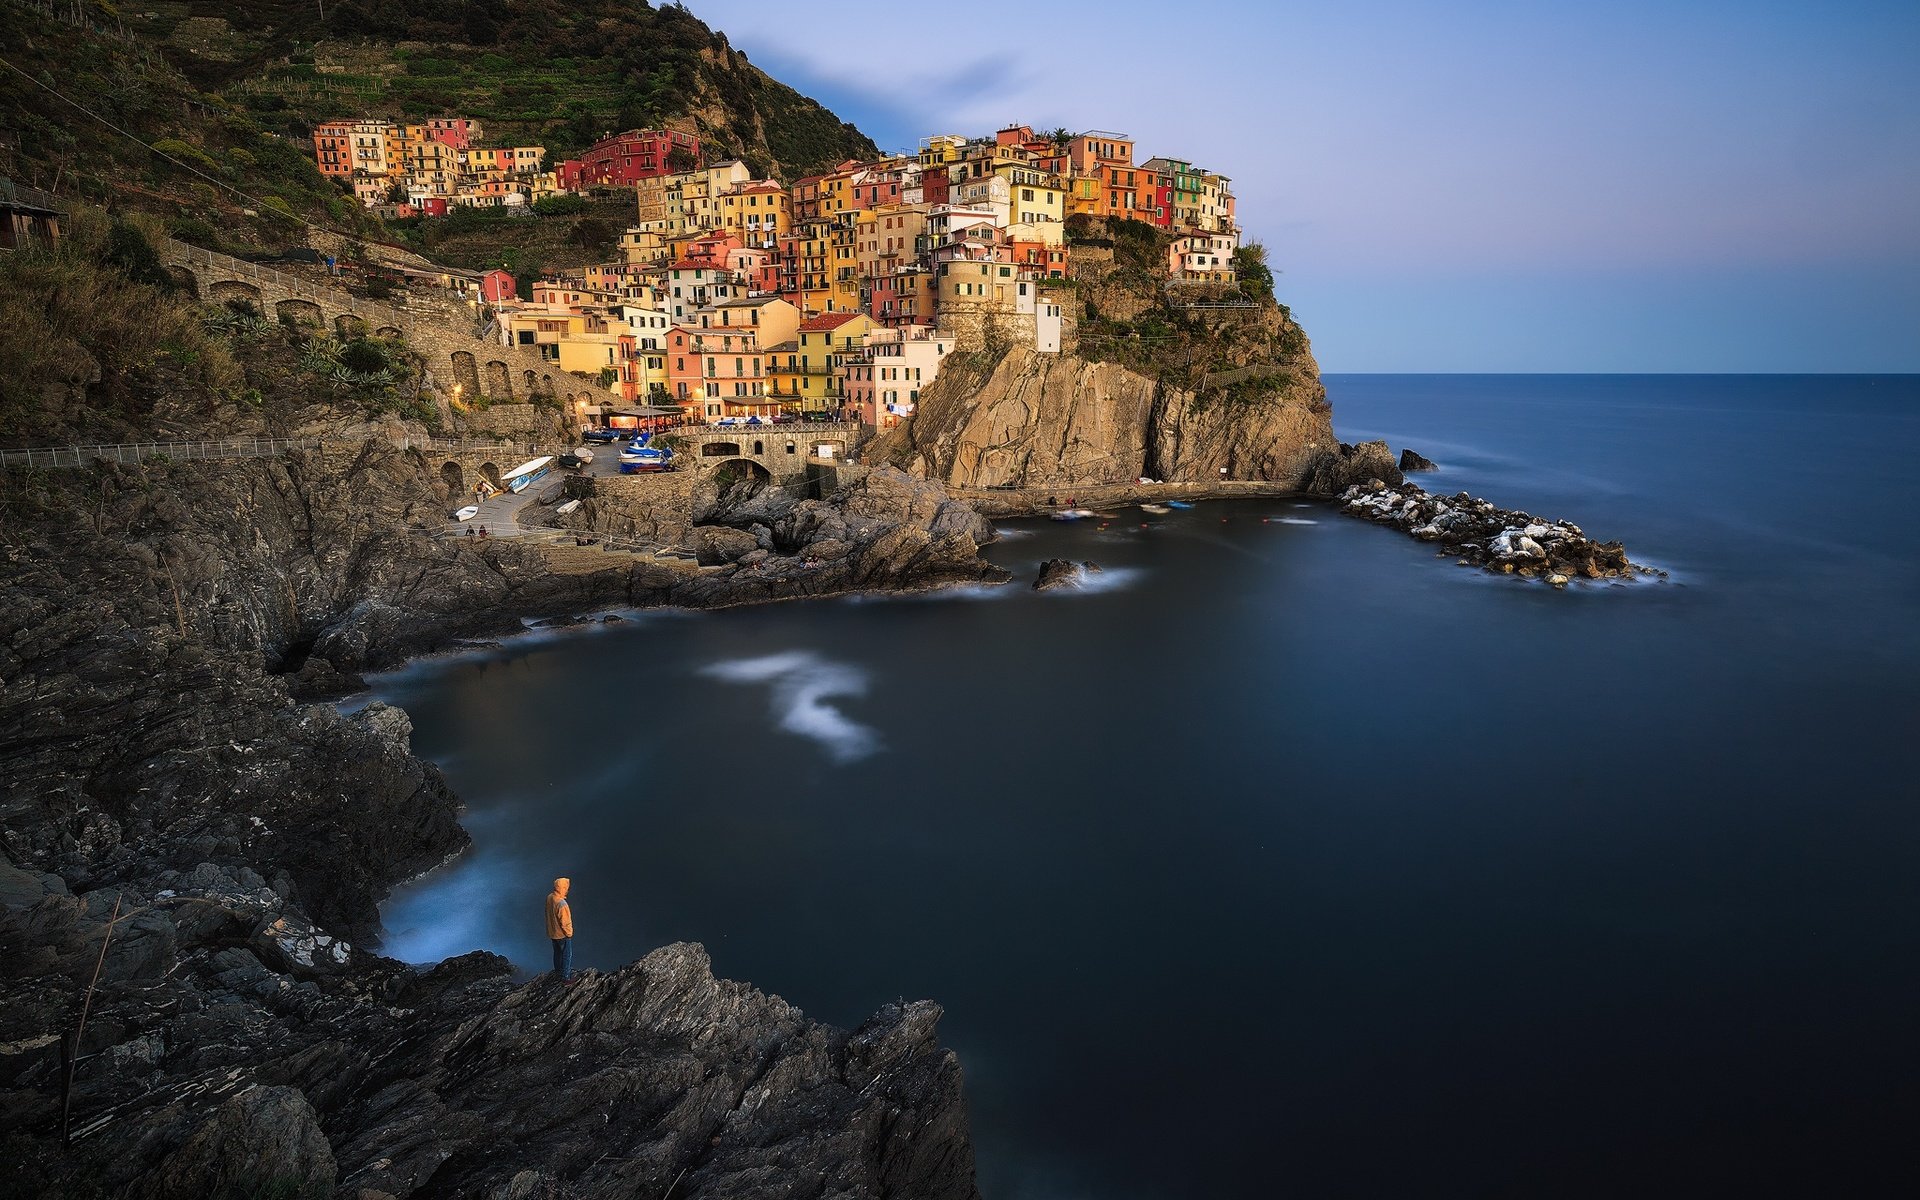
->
<box><xmin>546</xmin><ymin>877</ymin><xmax>575</xmax><ymax>983</ymax></box>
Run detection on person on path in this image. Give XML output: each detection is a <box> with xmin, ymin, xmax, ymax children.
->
<box><xmin>546</xmin><ymin>877</ymin><xmax>575</xmax><ymax>982</ymax></box>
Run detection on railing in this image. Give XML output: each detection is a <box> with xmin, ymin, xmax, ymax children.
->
<box><xmin>0</xmin><ymin>437</ymin><xmax>324</xmax><ymax>469</ymax></box>
<box><xmin>2</xmin><ymin>433</ymin><xmax>530</xmax><ymax>470</ymax></box>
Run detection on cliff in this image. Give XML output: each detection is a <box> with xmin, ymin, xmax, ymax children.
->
<box><xmin>873</xmin><ymin>218</ymin><xmax>1397</xmax><ymax>498</ymax></box>
<box><xmin>875</xmin><ymin>345</ymin><xmax>1342</xmax><ymax>491</ymax></box>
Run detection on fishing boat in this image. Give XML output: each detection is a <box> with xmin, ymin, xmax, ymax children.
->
<box><xmin>1166</xmin><ymin>500</ymin><xmax>1195</xmax><ymax>509</ymax></box>
<box><xmin>1141</xmin><ymin>503</ymin><xmax>1172</xmax><ymax>514</ymax></box>
<box><xmin>619</xmin><ymin>434</ymin><xmax>676</xmax><ymax>474</ymax></box>
<box><xmin>454</xmin><ymin>505</ymin><xmax>480</xmax><ymax>521</ymax></box>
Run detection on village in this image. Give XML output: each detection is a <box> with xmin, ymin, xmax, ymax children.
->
<box><xmin>312</xmin><ymin>120</ymin><xmax>1245</xmax><ymax>434</ymax></box>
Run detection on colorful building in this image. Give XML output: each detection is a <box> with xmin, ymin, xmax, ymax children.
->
<box><xmin>561</xmin><ymin>128</ymin><xmax>701</xmax><ymax>190</ymax></box>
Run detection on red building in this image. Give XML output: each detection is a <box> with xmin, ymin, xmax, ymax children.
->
<box><xmin>479</xmin><ymin>268</ymin><xmax>516</xmax><ymax>302</ymax></box>
<box><xmin>313</xmin><ymin>121</ymin><xmax>354</xmax><ymax>179</ymax></box>
<box><xmin>559</xmin><ymin>128</ymin><xmax>701</xmax><ymax>189</ymax></box>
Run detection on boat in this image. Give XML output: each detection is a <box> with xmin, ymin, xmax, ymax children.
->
<box><xmin>581</xmin><ymin>427</ymin><xmax>619</xmax><ymax>443</ymax></box>
<box><xmin>1050</xmin><ymin>507</ymin><xmax>1100</xmax><ymax>522</ymax></box>
<box><xmin>573</xmin><ymin>447</ymin><xmax>594</xmax><ymax>463</ymax></box>
<box><xmin>554</xmin><ymin>499</ymin><xmax>582</xmax><ymax>517</ymax></box>
<box><xmin>454</xmin><ymin>505</ymin><xmax>479</xmax><ymax>521</ymax></box>
<box><xmin>1140</xmin><ymin>503</ymin><xmax>1172</xmax><ymax>514</ymax></box>
<box><xmin>1166</xmin><ymin>500</ymin><xmax>1195</xmax><ymax>509</ymax></box>
<box><xmin>620</xmin><ymin>434</ymin><xmax>676</xmax><ymax>473</ymax></box>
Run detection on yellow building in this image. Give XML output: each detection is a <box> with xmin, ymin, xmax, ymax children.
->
<box><xmin>783</xmin><ymin>310</ymin><xmax>876</xmax><ymax>409</ymax></box>
<box><xmin>996</xmin><ymin>164</ymin><xmax>1066</xmax><ymax>230</ymax></box>
<box><xmin>827</xmin><ymin>221</ymin><xmax>861</xmax><ymax>312</ymax></box>
<box><xmin>718</xmin><ymin>180</ymin><xmax>791</xmax><ymax>250</ymax></box>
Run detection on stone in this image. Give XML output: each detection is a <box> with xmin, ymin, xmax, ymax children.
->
<box><xmin>1399</xmin><ymin>448</ymin><xmax>1438</xmax><ymax>471</ymax></box>
<box><xmin>1033</xmin><ymin>559</ymin><xmax>1086</xmax><ymax>590</ymax></box>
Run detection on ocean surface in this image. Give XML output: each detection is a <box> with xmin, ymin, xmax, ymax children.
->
<box><xmin>375</xmin><ymin>375</ymin><xmax>1919</xmax><ymax>1197</ymax></box>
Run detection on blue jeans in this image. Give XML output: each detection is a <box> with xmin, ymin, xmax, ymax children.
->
<box><xmin>552</xmin><ymin>937</ymin><xmax>572</xmax><ymax>981</ymax></box>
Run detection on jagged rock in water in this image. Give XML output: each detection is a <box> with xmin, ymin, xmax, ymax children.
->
<box><xmin>1334</xmin><ymin>480</ymin><xmax>1660</xmax><ymax>584</ymax></box>
<box><xmin>1033</xmin><ymin>559</ymin><xmax>1088</xmax><ymax>590</ymax></box>
<box><xmin>1300</xmin><ymin>440</ymin><xmax>1406</xmax><ymax>495</ymax></box>
<box><xmin>1399</xmin><ymin>448</ymin><xmax>1438</xmax><ymax>472</ymax></box>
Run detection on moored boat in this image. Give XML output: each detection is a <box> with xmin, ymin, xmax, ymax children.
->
<box><xmin>1141</xmin><ymin>503</ymin><xmax>1172</xmax><ymax>514</ymax></box>
<box><xmin>454</xmin><ymin>505</ymin><xmax>479</xmax><ymax>521</ymax></box>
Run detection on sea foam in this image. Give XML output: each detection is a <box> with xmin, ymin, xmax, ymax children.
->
<box><xmin>700</xmin><ymin>651</ymin><xmax>881</xmax><ymax>763</ymax></box>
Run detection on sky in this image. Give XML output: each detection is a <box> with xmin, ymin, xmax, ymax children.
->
<box><xmin>687</xmin><ymin>0</ymin><xmax>1920</xmax><ymax>372</ymax></box>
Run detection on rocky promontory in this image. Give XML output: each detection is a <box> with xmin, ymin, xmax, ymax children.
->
<box><xmin>1337</xmin><ymin>480</ymin><xmax>1661</xmax><ymax>584</ymax></box>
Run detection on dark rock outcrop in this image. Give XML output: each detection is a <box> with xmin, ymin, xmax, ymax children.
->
<box><xmin>1335</xmin><ymin>480</ymin><xmax>1662</xmax><ymax>584</ymax></box>
<box><xmin>1399</xmin><ymin>448</ymin><xmax>1438</xmax><ymax>472</ymax></box>
<box><xmin>1033</xmin><ymin>559</ymin><xmax>1085</xmax><ymax>590</ymax></box>
<box><xmin>1300</xmin><ymin>439</ymin><xmax>1405</xmax><ymax>495</ymax></box>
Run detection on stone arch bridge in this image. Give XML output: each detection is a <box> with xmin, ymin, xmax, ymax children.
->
<box><xmin>676</xmin><ymin>423</ymin><xmax>861</xmax><ymax>487</ymax></box>
<box><xmin>162</xmin><ymin>240</ymin><xmax>610</xmax><ymax>412</ymax></box>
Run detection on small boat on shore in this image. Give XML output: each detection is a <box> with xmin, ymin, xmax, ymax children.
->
<box><xmin>454</xmin><ymin>505</ymin><xmax>480</xmax><ymax>522</ymax></box>
<box><xmin>1140</xmin><ymin>503</ymin><xmax>1172</xmax><ymax>514</ymax></box>
<box><xmin>1166</xmin><ymin>500</ymin><xmax>1195</xmax><ymax>510</ymax></box>
<box><xmin>1050</xmin><ymin>508</ymin><xmax>1100</xmax><ymax>522</ymax></box>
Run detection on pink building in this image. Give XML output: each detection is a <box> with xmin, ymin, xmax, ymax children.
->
<box><xmin>480</xmin><ymin>269</ymin><xmax>516</xmax><ymax>303</ymax></box>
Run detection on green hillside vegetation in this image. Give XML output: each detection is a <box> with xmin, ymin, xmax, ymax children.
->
<box><xmin>127</xmin><ymin>0</ymin><xmax>878</xmax><ymax>178</ymax></box>
<box><xmin>2</xmin><ymin>1</ymin><xmax>877</xmax><ymax>262</ymax></box>
<box><xmin>1</xmin><ymin>0</ymin><xmax>385</xmax><ymax>249</ymax></box>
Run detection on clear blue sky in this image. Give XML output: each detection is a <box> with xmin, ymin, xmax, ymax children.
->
<box><xmin>689</xmin><ymin>0</ymin><xmax>1919</xmax><ymax>372</ymax></box>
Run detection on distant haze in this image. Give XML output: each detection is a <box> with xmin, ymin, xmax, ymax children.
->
<box><xmin>692</xmin><ymin>0</ymin><xmax>1920</xmax><ymax>372</ymax></box>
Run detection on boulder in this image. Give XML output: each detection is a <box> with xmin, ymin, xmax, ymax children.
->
<box><xmin>691</xmin><ymin>525</ymin><xmax>760</xmax><ymax>566</ymax></box>
<box><xmin>1399</xmin><ymin>448</ymin><xmax>1437</xmax><ymax>471</ymax></box>
<box><xmin>139</xmin><ymin>1086</ymin><xmax>336</xmax><ymax>1200</ymax></box>
<box><xmin>1033</xmin><ymin>559</ymin><xmax>1086</xmax><ymax>591</ymax></box>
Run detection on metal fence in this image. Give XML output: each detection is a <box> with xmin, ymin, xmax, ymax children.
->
<box><xmin>0</xmin><ymin>437</ymin><xmax>325</xmax><ymax>470</ymax></box>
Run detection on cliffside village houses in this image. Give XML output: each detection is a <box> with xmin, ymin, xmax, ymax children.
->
<box><xmin>313</xmin><ymin>121</ymin><xmax>1241</xmax><ymax>430</ymax></box>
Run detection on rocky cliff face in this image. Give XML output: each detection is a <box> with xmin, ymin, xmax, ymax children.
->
<box><xmin>874</xmin><ymin>346</ymin><xmax>1345</xmax><ymax>492</ymax></box>
<box><xmin>0</xmin><ymin>442</ymin><xmax>985</xmax><ymax>1197</ymax></box>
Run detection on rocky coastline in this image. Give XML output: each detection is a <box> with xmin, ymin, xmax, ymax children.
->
<box><xmin>0</xmin><ymin>442</ymin><xmax>990</xmax><ymax>1199</ymax></box>
<box><xmin>1335</xmin><ymin>477</ymin><xmax>1661</xmax><ymax>585</ymax></box>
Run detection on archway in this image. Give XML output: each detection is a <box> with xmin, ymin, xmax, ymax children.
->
<box><xmin>484</xmin><ymin>360</ymin><xmax>512</xmax><ymax>400</ymax></box>
<box><xmin>335</xmin><ymin>313</ymin><xmax>368</xmax><ymax>339</ymax></box>
<box><xmin>711</xmin><ymin>459</ymin><xmax>772</xmax><ymax>487</ymax></box>
<box><xmin>751</xmin><ymin>439</ymin><xmax>764</xmax><ymax>455</ymax></box>
<box><xmin>275</xmin><ymin>298</ymin><xmax>323</xmax><ymax>328</ymax></box>
<box><xmin>450</xmin><ymin>351</ymin><xmax>481</xmax><ymax>401</ymax></box>
<box><xmin>375</xmin><ymin>325</ymin><xmax>405</xmax><ymax>339</ymax></box>
<box><xmin>440</xmin><ymin>461</ymin><xmax>465</xmax><ymax>498</ymax></box>
<box><xmin>700</xmin><ymin>441</ymin><xmax>743</xmax><ymax>458</ymax></box>
<box><xmin>209</xmin><ymin>280</ymin><xmax>261</xmax><ymax>307</ymax></box>
<box><xmin>523</xmin><ymin>369</ymin><xmax>538</xmax><ymax>394</ymax></box>
<box><xmin>478</xmin><ymin>461</ymin><xmax>503</xmax><ymax>489</ymax></box>
<box><xmin>166</xmin><ymin>266</ymin><xmax>199</xmax><ymax>297</ymax></box>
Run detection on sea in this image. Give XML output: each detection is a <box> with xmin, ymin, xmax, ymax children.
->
<box><xmin>373</xmin><ymin>375</ymin><xmax>1919</xmax><ymax>1197</ymax></box>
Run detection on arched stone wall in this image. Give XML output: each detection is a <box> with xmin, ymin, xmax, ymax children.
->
<box><xmin>478</xmin><ymin>462</ymin><xmax>503</xmax><ymax>489</ymax></box>
<box><xmin>209</xmin><ymin>280</ymin><xmax>262</xmax><ymax>307</ymax></box>
<box><xmin>484</xmin><ymin>360</ymin><xmax>512</xmax><ymax>400</ymax></box>
<box><xmin>335</xmin><ymin>314</ymin><xmax>368</xmax><ymax>339</ymax></box>
<box><xmin>440</xmin><ymin>461</ymin><xmax>465</xmax><ymax>498</ymax></box>
<box><xmin>375</xmin><ymin>325</ymin><xmax>405</xmax><ymax>339</ymax></box>
<box><xmin>701</xmin><ymin>441</ymin><xmax>743</xmax><ymax>457</ymax></box>
<box><xmin>167</xmin><ymin>266</ymin><xmax>199</xmax><ymax>297</ymax></box>
<box><xmin>276</xmin><ymin>298</ymin><xmax>324</xmax><ymax>327</ymax></box>
<box><xmin>450</xmin><ymin>351</ymin><xmax>481</xmax><ymax>400</ymax></box>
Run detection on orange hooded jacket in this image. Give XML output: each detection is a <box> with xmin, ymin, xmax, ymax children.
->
<box><xmin>545</xmin><ymin>877</ymin><xmax>573</xmax><ymax>939</ymax></box>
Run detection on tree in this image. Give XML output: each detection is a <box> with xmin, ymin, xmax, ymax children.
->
<box><xmin>666</xmin><ymin>145</ymin><xmax>698</xmax><ymax>173</ymax></box>
<box><xmin>1235</xmin><ymin>241</ymin><xmax>1275</xmax><ymax>300</ymax></box>
<box><xmin>1047</xmin><ymin>127</ymin><xmax>1074</xmax><ymax>149</ymax></box>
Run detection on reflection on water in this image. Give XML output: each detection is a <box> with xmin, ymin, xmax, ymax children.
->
<box><xmin>378</xmin><ymin>376</ymin><xmax>1920</xmax><ymax>1199</ymax></box>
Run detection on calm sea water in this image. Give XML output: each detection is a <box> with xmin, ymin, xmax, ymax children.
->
<box><xmin>376</xmin><ymin>376</ymin><xmax>1919</xmax><ymax>1197</ymax></box>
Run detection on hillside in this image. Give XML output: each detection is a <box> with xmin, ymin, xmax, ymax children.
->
<box><xmin>1</xmin><ymin>0</ymin><xmax>878</xmax><ymax>257</ymax></box>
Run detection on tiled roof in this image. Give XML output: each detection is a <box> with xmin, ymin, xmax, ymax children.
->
<box><xmin>798</xmin><ymin>311</ymin><xmax>864</xmax><ymax>332</ymax></box>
